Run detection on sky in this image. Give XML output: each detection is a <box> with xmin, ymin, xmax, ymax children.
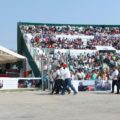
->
<box><xmin>0</xmin><ymin>0</ymin><xmax>120</xmax><ymax>50</ymax></box>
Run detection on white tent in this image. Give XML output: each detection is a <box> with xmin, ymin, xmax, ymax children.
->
<box><xmin>0</xmin><ymin>45</ymin><xmax>26</xmax><ymax>64</ymax></box>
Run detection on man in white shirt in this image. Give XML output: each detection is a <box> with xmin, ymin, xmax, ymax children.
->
<box><xmin>61</xmin><ymin>63</ymin><xmax>77</xmax><ymax>95</ymax></box>
<box><xmin>111</xmin><ymin>67</ymin><xmax>119</xmax><ymax>93</ymax></box>
<box><xmin>59</xmin><ymin>63</ymin><xmax>71</xmax><ymax>94</ymax></box>
<box><xmin>50</xmin><ymin>66</ymin><xmax>61</xmax><ymax>94</ymax></box>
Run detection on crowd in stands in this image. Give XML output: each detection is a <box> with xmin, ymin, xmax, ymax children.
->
<box><xmin>19</xmin><ymin>24</ymin><xmax>120</xmax><ymax>81</ymax></box>
<box><xmin>20</xmin><ymin>24</ymin><xmax>120</xmax><ymax>49</ymax></box>
<box><xmin>48</xmin><ymin>50</ymin><xmax>120</xmax><ymax>81</ymax></box>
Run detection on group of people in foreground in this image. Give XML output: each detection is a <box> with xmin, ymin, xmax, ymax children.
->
<box><xmin>49</xmin><ymin>63</ymin><xmax>77</xmax><ymax>95</ymax></box>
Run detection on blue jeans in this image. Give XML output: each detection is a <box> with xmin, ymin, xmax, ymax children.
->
<box><xmin>62</xmin><ymin>78</ymin><xmax>77</xmax><ymax>95</ymax></box>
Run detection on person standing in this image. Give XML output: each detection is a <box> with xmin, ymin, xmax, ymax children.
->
<box><xmin>54</xmin><ymin>65</ymin><xmax>63</xmax><ymax>94</ymax></box>
<box><xmin>116</xmin><ymin>68</ymin><xmax>120</xmax><ymax>94</ymax></box>
<box><xmin>50</xmin><ymin>67</ymin><xmax>59</xmax><ymax>94</ymax></box>
<box><xmin>111</xmin><ymin>67</ymin><xmax>119</xmax><ymax>93</ymax></box>
<box><xmin>60</xmin><ymin>63</ymin><xmax>71</xmax><ymax>94</ymax></box>
<box><xmin>50</xmin><ymin>65</ymin><xmax>62</xmax><ymax>94</ymax></box>
<box><xmin>49</xmin><ymin>70</ymin><xmax>54</xmax><ymax>91</ymax></box>
<box><xmin>61</xmin><ymin>63</ymin><xmax>77</xmax><ymax>95</ymax></box>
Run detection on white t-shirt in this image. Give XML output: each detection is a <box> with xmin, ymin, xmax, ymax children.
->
<box><xmin>60</xmin><ymin>67</ymin><xmax>64</xmax><ymax>80</ymax></box>
<box><xmin>112</xmin><ymin>69</ymin><xmax>119</xmax><ymax>80</ymax></box>
<box><xmin>52</xmin><ymin>72</ymin><xmax>57</xmax><ymax>80</ymax></box>
<box><xmin>62</xmin><ymin>68</ymin><xmax>71</xmax><ymax>79</ymax></box>
<box><xmin>56</xmin><ymin>69</ymin><xmax>61</xmax><ymax>79</ymax></box>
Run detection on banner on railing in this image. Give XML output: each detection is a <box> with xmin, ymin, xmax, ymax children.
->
<box><xmin>0</xmin><ymin>78</ymin><xmax>112</xmax><ymax>91</ymax></box>
<box><xmin>0</xmin><ymin>77</ymin><xmax>41</xmax><ymax>89</ymax></box>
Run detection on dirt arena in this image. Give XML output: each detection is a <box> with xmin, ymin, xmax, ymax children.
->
<box><xmin>0</xmin><ymin>91</ymin><xmax>120</xmax><ymax>120</ymax></box>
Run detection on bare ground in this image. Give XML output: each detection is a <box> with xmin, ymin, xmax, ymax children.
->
<box><xmin>0</xmin><ymin>91</ymin><xmax>120</xmax><ymax>120</ymax></box>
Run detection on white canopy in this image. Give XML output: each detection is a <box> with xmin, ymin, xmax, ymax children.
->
<box><xmin>95</xmin><ymin>46</ymin><xmax>116</xmax><ymax>51</ymax></box>
<box><xmin>0</xmin><ymin>45</ymin><xmax>26</xmax><ymax>64</ymax></box>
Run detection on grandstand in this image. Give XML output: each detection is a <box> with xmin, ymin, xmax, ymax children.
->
<box><xmin>17</xmin><ymin>22</ymin><xmax>120</xmax><ymax>80</ymax></box>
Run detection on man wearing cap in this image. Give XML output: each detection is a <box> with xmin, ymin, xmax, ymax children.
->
<box><xmin>61</xmin><ymin>63</ymin><xmax>77</xmax><ymax>95</ymax></box>
<box><xmin>59</xmin><ymin>63</ymin><xmax>71</xmax><ymax>94</ymax></box>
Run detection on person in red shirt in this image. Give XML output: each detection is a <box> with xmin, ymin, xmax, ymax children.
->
<box><xmin>85</xmin><ymin>72</ymin><xmax>91</xmax><ymax>80</ymax></box>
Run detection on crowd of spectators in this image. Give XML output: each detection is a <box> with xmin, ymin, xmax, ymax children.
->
<box><xmin>20</xmin><ymin>24</ymin><xmax>120</xmax><ymax>81</ymax></box>
<box><xmin>20</xmin><ymin>24</ymin><xmax>120</xmax><ymax>50</ymax></box>
<box><xmin>48</xmin><ymin>50</ymin><xmax>120</xmax><ymax>81</ymax></box>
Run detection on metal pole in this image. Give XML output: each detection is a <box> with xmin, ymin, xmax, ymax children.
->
<box><xmin>47</xmin><ymin>49</ymin><xmax>50</xmax><ymax>90</ymax></box>
<box><xmin>39</xmin><ymin>56</ymin><xmax>41</xmax><ymax>89</ymax></box>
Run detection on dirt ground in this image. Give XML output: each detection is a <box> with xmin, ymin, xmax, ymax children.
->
<box><xmin>0</xmin><ymin>91</ymin><xmax>120</xmax><ymax>120</ymax></box>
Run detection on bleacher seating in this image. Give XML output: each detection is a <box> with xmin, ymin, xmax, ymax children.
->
<box><xmin>19</xmin><ymin>23</ymin><xmax>120</xmax><ymax>80</ymax></box>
